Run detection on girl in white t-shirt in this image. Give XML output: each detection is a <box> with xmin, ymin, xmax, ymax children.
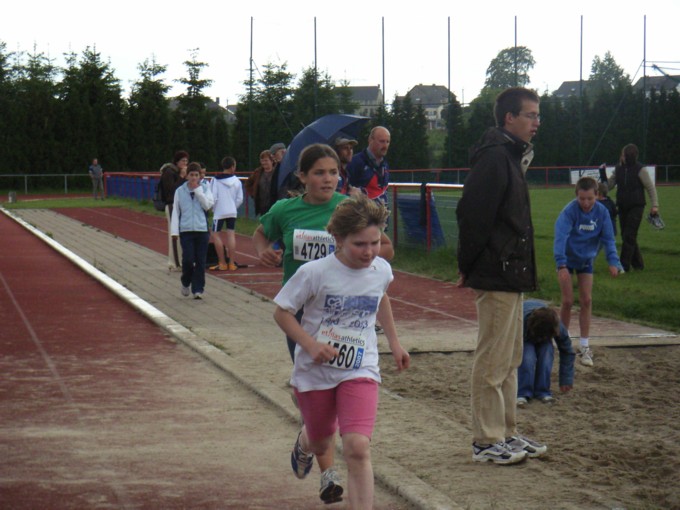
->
<box><xmin>273</xmin><ymin>196</ymin><xmax>410</xmax><ymax>509</ymax></box>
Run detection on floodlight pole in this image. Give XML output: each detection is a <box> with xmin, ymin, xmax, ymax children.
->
<box><xmin>448</xmin><ymin>16</ymin><xmax>452</xmax><ymax>168</ymax></box>
<box><xmin>249</xmin><ymin>17</ymin><xmax>254</xmax><ymax>170</ymax></box>
<box><xmin>642</xmin><ymin>15</ymin><xmax>648</xmax><ymax>162</ymax></box>
<box><xmin>382</xmin><ymin>17</ymin><xmax>386</xmax><ymax>109</ymax></box>
<box><xmin>579</xmin><ymin>15</ymin><xmax>583</xmax><ymax>164</ymax></box>
<box><xmin>514</xmin><ymin>16</ymin><xmax>518</xmax><ymax>87</ymax></box>
<box><xmin>314</xmin><ymin>17</ymin><xmax>318</xmax><ymax>119</ymax></box>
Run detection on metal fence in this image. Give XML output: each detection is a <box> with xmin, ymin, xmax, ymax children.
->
<box><xmin>3</xmin><ymin>168</ymin><xmax>677</xmax><ymax>252</ymax></box>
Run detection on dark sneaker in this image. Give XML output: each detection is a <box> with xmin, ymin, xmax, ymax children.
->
<box><xmin>291</xmin><ymin>432</ymin><xmax>314</xmax><ymax>479</ymax></box>
<box><xmin>506</xmin><ymin>435</ymin><xmax>548</xmax><ymax>458</ymax></box>
<box><xmin>472</xmin><ymin>441</ymin><xmax>526</xmax><ymax>465</ymax></box>
<box><xmin>647</xmin><ymin>213</ymin><xmax>665</xmax><ymax>230</ymax></box>
<box><xmin>319</xmin><ymin>468</ymin><xmax>344</xmax><ymax>504</ymax></box>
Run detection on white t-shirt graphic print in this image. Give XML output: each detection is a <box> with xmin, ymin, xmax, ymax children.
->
<box><xmin>274</xmin><ymin>253</ymin><xmax>393</xmax><ymax>392</ymax></box>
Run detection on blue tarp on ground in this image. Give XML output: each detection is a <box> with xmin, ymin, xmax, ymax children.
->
<box><xmin>396</xmin><ymin>194</ymin><xmax>445</xmax><ymax>248</ymax></box>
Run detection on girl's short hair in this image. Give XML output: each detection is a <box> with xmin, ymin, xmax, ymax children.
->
<box><xmin>259</xmin><ymin>150</ymin><xmax>274</xmax><ymax>162</ymax></box>
<box><xmin>298</xmin><ymin>143</ymin><xmax>340</xmax><ymax>176</ymax></box>
<box><xmin>327</xmin><ymin>195</ymin><xmax>390</xmax><ymax>239</ymax></box>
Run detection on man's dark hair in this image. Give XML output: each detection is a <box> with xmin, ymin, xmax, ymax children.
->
<box><xmin>221</xmin><ymin>156</ymin><xmax>236</xmax><ymax>170</ymax></box>
<box><xmin>526</xmin><ymin>306</ymin><xmax>559</xmax><ymax>344</ymax></box>
<box><xmin>494</xmin><ymin>87</ymin><xmax>540</xmax><ymax>127</ymax></box>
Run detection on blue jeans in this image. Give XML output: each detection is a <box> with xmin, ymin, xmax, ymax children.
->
<box><xmin>179</xmin><ymin>231</ymin><xmax>210</xmax><ymax>294</ymax></box>
<box><xmin>518</xmin><ymin>340</ymin><xmax>554</xmax><ymax>399</ymax></box>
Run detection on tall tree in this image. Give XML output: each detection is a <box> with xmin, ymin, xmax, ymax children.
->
<box><xmin>173</xmin><ymin>48</ymin><xmax>229</xmax><ymax>168</ymax></box>
<box><xmin>57</xmin><ymin>47</ymin><xmax>126</xmax><ymax>172</ymax></box>
<box><xmin>126</xmin><ymin>57</ymin><xmax>172</xmax><ymax>171</ymax></box>
<box><xmin>483</xmin><ymin>46</ymin><xmax>535</xmax><ymax>91</ymax></box>
<box><xmin>389</xmin><ymin>94</ymin><xmax>428</xmax><ymax>171</ymax></box>
<box><xmin>233</xmin><ymin>62</ymin><xmax>295</xmax><ymax>169</ymax></box>
<box><xmin>589</xmin><ymin>51</ymin><xmax>630</xmax><ymax>93</ymax></box>
<box><xmin>0</xmin><ymin>41</ymin><xmax>18</xmax><ymax>173</ymax></box>
<box><xmin>14</xmin><ymin>46</ymin><xmax>60</xmax><ymax>174</ymax></box>
<box><xmin>291</xmin><ymin>67</ymin><xmax>359</xmax><ymax>129</ymax></box>
<box><xmin>440</xmin><ymin>91</ymin><xmax>466</xmax><ymax>169</ymax></box>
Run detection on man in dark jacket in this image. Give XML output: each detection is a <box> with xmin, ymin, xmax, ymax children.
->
<box><xmin>456</xmin><ymin>87</ymin><xmax>544</xmax><ymax>465</ymax></box>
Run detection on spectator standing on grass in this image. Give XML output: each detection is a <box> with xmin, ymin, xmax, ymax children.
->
<box><xmin>606</xmin><ymin>143</ymin><xmax>660</xmax><ymax>272</ymax></box>
<box><xmin>554</xmin><ymin>176</ymin><xmax>621</xmax><ymax>368</ymax></box>
<box><xmin>209</xmin><ymin>157</ymin><xmax>243</xmax><ymax>272</ymax></box>
<box><xmin>346</xmin><ymin>126</ymin><xmax>391</xmax><ymax>207</ymax></box>
<box><xmin>160</xmin><ymin>151</ymin><xmax>189</xmax><ymax>270</ymax></box>
<box><xmin>456</xmin><ymin>87</ymin><xmax>547</xmax><ymax>465</ymax></box>
<box><xmin>517</xmin><ymin>300</ymin><xmax>575</xmax><ymax>407</ymax></box>
<box><xmin>88</xmin><ymin>158</ymin><xmax>105</xmax><ymax>200</ymax></box>
<box><xmin>171</xmin><ymin>162</ymin><xmax>214</xmax><ymax>300</ymax></box>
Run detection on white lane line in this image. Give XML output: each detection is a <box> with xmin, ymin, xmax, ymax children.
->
<box><xmin>389</xmin><ymin>295</ymin><xmax>478</xmax><ymax>325</ymax></box>
<box><xmin>77</xmin><ymin>209</ymin><xmax>262</xmax><ymax>261</ymax></box>
<box><xmin>0</xmin><ymin>272</ymin><xmax>76</xmax><ymax>407</ymax></box>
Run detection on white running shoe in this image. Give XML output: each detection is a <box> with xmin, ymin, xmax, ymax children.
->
<box><xmin>579</xmin><ymin>346</ymin><xmax>594</xmax><ymax>367</ymax></box>
<box><xmin>506</xmin><ymin>435</ymin><xmax>548</xmax><ymax>458</ymax></box>
<box><xmin>181</xmin><ymin>284</ymin><xmax>190</xmax><ymax>297</ymax></box>
<box><xmin>472</xmin><ymin>441</ymin><xmax>526</xmax><ymax>465</ymax></box>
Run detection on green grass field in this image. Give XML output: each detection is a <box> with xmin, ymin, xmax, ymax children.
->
<box><xmin>4</xmin><ymin>187</ymin><xmax>678</xmax><ymax>332</ymax></box>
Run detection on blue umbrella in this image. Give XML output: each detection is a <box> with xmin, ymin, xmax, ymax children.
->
<box><xmin>277</xmin><ymin>114</ymin><xmax>369</xmax><ymax>188</ymax></box>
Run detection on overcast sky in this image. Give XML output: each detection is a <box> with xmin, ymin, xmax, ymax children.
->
<box><xmin>3</xmin><ymin>0</ymin><xmax>678</xmax><ymax>106</ymax></box>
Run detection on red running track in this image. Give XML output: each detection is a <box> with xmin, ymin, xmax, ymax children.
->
<box><xmin>1</xmin><ymin>213</ymin><xmax>410</xmax><ymax>509</ymax></box>
<box><xmin>54</xmin><ymin>207</ymin><xmax>478</xmax><ymax>325</ymax></box>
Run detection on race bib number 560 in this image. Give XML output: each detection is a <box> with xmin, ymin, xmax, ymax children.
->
<box><xmin>317</xmin><ymin>326</ymin><xmax>365</xmax><ymax>370</ymax></box>
<box><xmin>293</xmin><ymin>229</ymin><xmax>335</xmax><ymax>262</ymax></box>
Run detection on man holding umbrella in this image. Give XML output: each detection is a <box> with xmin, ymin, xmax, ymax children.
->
<box><xmin>346</xmin><ymin>126</ymin><xmax>391</xmax><ymax>207</ymax></box>
<box><xmin>333</xmin><ymin>136</ymin><xmax>361</xmax><ymax>196</ymax></box>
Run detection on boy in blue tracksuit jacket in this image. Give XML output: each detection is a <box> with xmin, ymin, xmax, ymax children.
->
<box><xmin>171</xmin><ymin>162</ymin><xmax>215</xmax><ymax>299</ymax></box>
<box><xmin>554</xmin><ymin>176</ymin><xmax>621</xmax><ymax>368</ymax></box>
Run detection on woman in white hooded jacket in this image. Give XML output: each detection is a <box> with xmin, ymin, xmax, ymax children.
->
<box><xmin>209</xmin><ymin>156</ymin><xmax>244</xmax><ymax>271</ymax></box>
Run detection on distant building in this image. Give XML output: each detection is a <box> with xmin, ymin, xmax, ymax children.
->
<box><xmin>406</xmin><ymin>84</ymin><xmax>452</xmax><ymax>129</ymax></box>
<box><xmin>554</xmin><ymin>80</ymin><xmax>590</xmax><ymax>100</ymax></box>
<box><xmin>347</xmin><ymin>86</ymin><xmax>384</xmax><ymax>117</ymax></box>
<box><xmin>168</xmin><ymin>97</ymin><xmax>236</xmax><ymax>125</ymax></box>
<box><xmin>633</xmin><ymin>74</ymin><xmax>680</xmax><ymax>96</ymax></box>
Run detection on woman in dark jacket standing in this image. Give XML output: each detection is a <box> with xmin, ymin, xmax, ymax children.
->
<box><xmin>607</xmin><ymin>144</ymin><xmax>659</xmax><ymax>272</ymax></box>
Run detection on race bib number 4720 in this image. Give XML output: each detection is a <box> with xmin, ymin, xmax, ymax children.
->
<box><xmin>317</xmin><ymin>326</ymin><xmax>365</xmax><ymax>370</ymax></box>
<box><xmin>293</xmin><ymin>229</ymin><xmax>335</xmax><ymax>262</ymax></box>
